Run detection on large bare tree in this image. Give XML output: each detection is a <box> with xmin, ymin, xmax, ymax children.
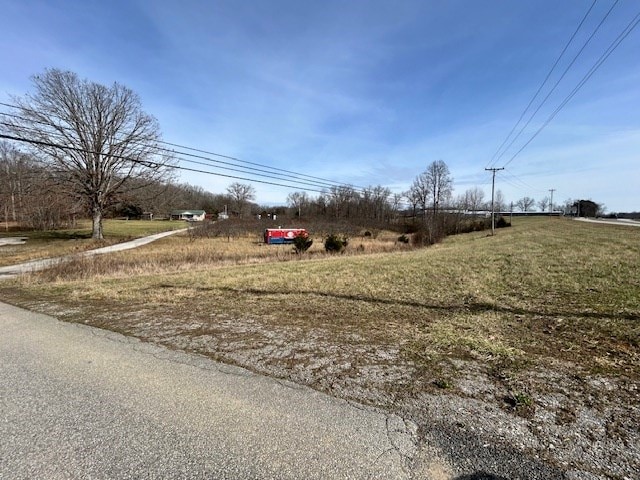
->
<box><xmin>287</xmin><ymin>191</ymin><xmax>309</xmax><ymax>218</ymax></box>
<box><xmin>226</xmin><ymin>182</ymin><xmax>256</xmax><ymax>217</ymax></box>
<box><xmin>424</xmin><ymin>159</ymin><xmax>453</xmax><ymax>217</ymax></box>
<box><xmin>516</xmin><ymin>196</ymin><xmax>536</xmax><ymax>212</ymax></box>
<box><xmin>408</xmin><ymin>160</ymin><xmax>453</xmax><ymax>243</ymax></box>
<box><xmin>2</xmin><ymin>69</ymin><xmax>173</xmax><ymax>239</ymax></box>
<box><xmin>409</xmin><ymin>173</ymin><xmax>429</xmax><ymax>220</ymax></box>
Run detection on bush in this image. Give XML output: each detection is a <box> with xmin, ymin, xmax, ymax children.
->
<box><xmin>411</xmin><ymin>230</ymin><xmax>428</xmax><ymax>246</ymax></box>
<box><xmin>324</xmin><ymin>234</ymin><xmax>348</xmax><ymax>253</ymax></box>
<box><xmin>496</xmin><ymin>216</ymin><xmax>511</xmax><ymax>228</ymax></box>
<box><xmin>411</xmin><ymin>225</ymin><xmax>446</xmax><ymax>247</ymax></box>
<box><xmin>292</xmin><ymin>232</ymin><xmax>313</xmax><ymax>254</ymax></box>
<box><xmin>402</xmin><ymin>222</ymin><xmax>421</xmax><ymax>234</ymax></box>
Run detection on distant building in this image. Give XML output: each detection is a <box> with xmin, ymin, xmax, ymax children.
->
<box><xmin>572</xmin><ymin>200</ymin><xmax>598</xmax><ymax>218</ymax></box>
<box><xmin>170</xmin><ymin>210</ymin><xmax>206</xmax><ymax>221</ymax></box>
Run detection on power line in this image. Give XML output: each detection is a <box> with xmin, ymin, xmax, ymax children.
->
<box><xmin>0</xmin><ymin>106</ymin><xmax>417</xmax><ymax>209</ymax></box>
<box><xmin>486</xmin><ymin>0</ymin><xmax>598</xmax><ymax>169</ymax></box>
<box><xmin>158</xmin><ymin>139</ymin><xmax>357</xmax><ymax>190</ymax></box>
<box><xmin>502</xmin><ymin>168</ymin><xmax>548</xmax><ymax>194</ymax></box>
<box><xmin>0</xmin><ymin>133</ymin><xmax>328</xmax><ymax>194</ymax></box>
<box><xmin>503</xmin><ymin>8</ymin><xmax>640</xmax><ymax>168</ymax></box>
<box><xmin>489</xmin><ymin>0</ymin><xmax>620</xmax><ymax>168</ymax></box>
<box><xmin>0</xmin><ymin>116</ymin><xmax>364</xmax><ymax>193</ymax></box>
<box><xmin>1</xmin><ymin>109</ymin><xmax>415</xmax><ymax>208</ymax></box>
<box><xmin>0</xmin><ymin>102</ymin><xmax>362</xmax><ymax>191</ymax></box>
<box><xmin>0</xmin><ymin>132</ymin><xmax>413</xmax><ymax>208</ymax></box>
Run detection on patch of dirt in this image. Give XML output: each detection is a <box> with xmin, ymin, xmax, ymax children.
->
<box><xmin>8</xmin><ymin>297</ymin><xmax>640</xmax><ymax>479</ymax></box>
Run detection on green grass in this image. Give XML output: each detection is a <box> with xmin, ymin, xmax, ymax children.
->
<box><xmin>1</xmin><ymin>216</ymin><xmax>638</xmax><ymax>409</ymax></box>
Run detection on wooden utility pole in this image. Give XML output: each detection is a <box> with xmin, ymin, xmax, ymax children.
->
<box><xmin>485</xmin><ymin>168</ymin><xmax>504</xmax><ymax>235</ymax></box>
<box><xmin>549</xmin><ymin>188</ymin><xmax>555</xmax><ymax>213</ymax></box>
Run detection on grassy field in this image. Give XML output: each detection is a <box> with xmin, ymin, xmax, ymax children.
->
<box><xmin>3</xmin><ymin>217</ymin><xmax>638</xmax><ymax>381</ymax></box>
<box><xmin>2</xmin><ymin>215</ymin><xmax>638</xmax><ymax>476</ymax></box>
<box><xmin>0</xmin><ymin>219</ymin><xmax>185</xmax><ymax>267</ymax></box>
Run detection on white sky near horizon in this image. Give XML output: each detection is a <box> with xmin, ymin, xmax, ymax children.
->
<box><xmin>1</xmin><ymin>0</ymin><xmax>639</xmax><ymax>212</ymax></box>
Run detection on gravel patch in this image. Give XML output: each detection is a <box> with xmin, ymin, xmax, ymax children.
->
<box><xmin>9</xmin><ymin>300</ymin><xmax>640</xmax><ymax>479</ymax></box>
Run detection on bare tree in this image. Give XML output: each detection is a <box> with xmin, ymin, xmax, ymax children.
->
<box><xmin>403</xmin><ymin>189</ymin><xmax>421</xmax><ymax>219</ymax></box>
<box><xmin>287</xmin><ymin>191</ymin><xmax>309</xmax><ymax>218</ymax></box>
<box><xmin>537</xmin><ymin>196</ymin><xmax>550</xmax><ymax>212</ymax></box>
<box><xmin>516</xmin><ymin>196</ymin><xmax>536</xmax><ymax>212</ymax></box>
<box><xmin>424</xmin><ymin>159</ymin><xmax>453</xmax><ymax>217</ymax></box>
<box><xmin>409</xmin><ymin>173</ymin><xmax>429</xmax><ymax>220</ymax></box>
<box><xmin>327</xmin><ymin>185</ymin><xmax>358</xmax><ymax>219</ymax></box>
<box><xmin>0</xmin><ymin>143</ymin><xmax>82</xmax><ymax>230</ymax></box>
<box><xmin>408</xmin><ymin>160</ymin><xmax>453</xmax><ymax>244</ymax></box>
<box><xmin>226</xmin><ymin>182</ymin><xmax>256</xmax><ymax>217</ymax></box>
<box><xmin>494</xmin><ymin>189</ymin><xmax>506</xmax><ymax>213</ymax></box>
<box><xmin>391</xmin><ymin>192</ymin><xmax>403</xmax><ymax>214</ymax></box>
<box><xmin>408</xmin><ymin>160</ymin><xmax>453</xmax><ymax>221</ymax></box>
<box><xmin>463</xmin><ymin>187</ymin><xmax>485</xmax><ymax>213</ymax></box>
<box><xmin>2</xmin><ymin>69</ymin><xmax>173</xmax><ymax>239</ymax></box>
<box><xmin>358</xmin><ymin>185</ymin><xmax>391</xmax><ymax>221</ymax></box>
<box><xmin>0</xmin><ymin>142</ymin><xmax>29</xmax><ymax>223</ymax></box>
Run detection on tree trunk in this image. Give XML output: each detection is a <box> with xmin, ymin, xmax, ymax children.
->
<box><xmin>92</xmin><ymin>206</ymin><xmax>103</xmax><ymax>240</ymax></box>
<box><xmin>10</xmin><ymin>190</ymin><xmax>16</xmax><ymax>221</ymax></box>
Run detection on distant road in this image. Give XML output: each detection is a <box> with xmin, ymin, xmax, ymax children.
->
<box><xmin>0</xmin><ymin>302</ymin><xmax>416</xmax><ymax>479</ymax></box>
<box><xmin>0</xmin><ymin>228</ymin><xmax>188</xmax><ymax>279</ymax></box>
<box><xmin>574</xmin><ymin>217</ymin><xmax>640</xmax><ymax>227</ymax></box>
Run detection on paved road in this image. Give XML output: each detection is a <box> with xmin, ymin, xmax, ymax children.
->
<box><xmin>0</xmin><ymin>228</ymin><xmax>188</xmax><ymax>279</ymax></box>
<box><xmin>574</xmin><ymin>217</ymin><xmax>640</xmax><ymax>227</ymax></box>
<box><xmin>0</xmin><ymin>302</ymin><xmax>419</xmax><ymax>479</ymax></box>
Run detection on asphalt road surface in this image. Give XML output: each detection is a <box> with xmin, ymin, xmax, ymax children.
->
<box><xmin>574</xmin><ymin>217</ymin><xmax>640</xmax><ymax>227</ymax></box>
<box><xmin>0</xmin><ymin>301</ymin><xmax>420</xmax><ymax>479</ymax></box>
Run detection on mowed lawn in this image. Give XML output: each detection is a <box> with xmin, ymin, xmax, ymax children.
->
<box><xmin>2</xmin><ymin>216</ymin><xmax>638</xmax><ymax>388</ymax></box>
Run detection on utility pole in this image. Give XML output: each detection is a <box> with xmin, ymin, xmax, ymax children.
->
<box><xmin>485</xmin><ymin>167</ymin><xmax>504</xmax><ymax>235</ymax></box>
<box><xmin>549</xmin><ymin>188</ymin><xmax>555</xmax><ymax>213</ymax></box>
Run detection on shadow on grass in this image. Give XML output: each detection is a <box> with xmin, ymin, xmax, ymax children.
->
<box><xmin>217</xmin><ymin>286</ymin><xmax>640</xmax><ymax>322</ymax></box>
<box><xmin>26</xmin><ymin>231</ymin><xmax>92</xmax><ymax>240</ymax></box>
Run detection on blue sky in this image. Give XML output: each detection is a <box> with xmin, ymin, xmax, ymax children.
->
<box><xmin>1</xmin><ymin>0</ymin><xmax>639</xmax><ymax>211</ymax></box>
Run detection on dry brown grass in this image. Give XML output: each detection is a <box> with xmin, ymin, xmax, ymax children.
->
<box><xmin>2</xmin><ymin>216</ymin><xmax>638</xmax><ymax>478</ymax></box>
<box><xmin>0</xmin><ymin>219</ymin><xmax>636</xmax><ymax>410</ymax></box>
<box><xmin>0</xmin><ymin>219</ymin><xmax>183</xmax><ymax>267</ymax></box>
<box><xmin>19</xmin><ymin>229</ymin><xmax>411</xmax><ymax>281</ymax></box>
<box><xmin>4</xmin><ymin>217</ymin><xmax>638</xmax><ymax>380</ymax></box>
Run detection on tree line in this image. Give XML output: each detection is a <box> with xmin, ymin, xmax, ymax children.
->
<box><xmin>0</xmin><ymin>140</ymin><xmax>238</xmax><ymax>229</ymax></box>
<box><xmin>1</xmin><ymin>68</ymin><xmax>593</xmax><ymax>242</ymax></box>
